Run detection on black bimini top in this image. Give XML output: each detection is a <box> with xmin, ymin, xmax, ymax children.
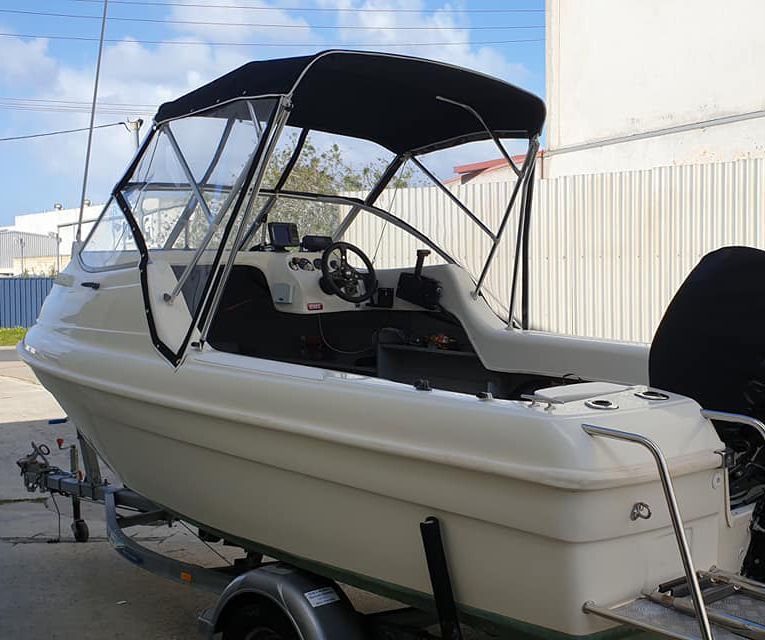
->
<box><xmin>154</xmin><ymin>50</ymin><xmax>546</xmax><ymax>155</ymax></box>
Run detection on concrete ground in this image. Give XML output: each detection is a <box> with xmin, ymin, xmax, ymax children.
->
<box><xmin>0</xmin><ymin>346</ymin><xmax>400</xmax><ymax>639</ymax></box>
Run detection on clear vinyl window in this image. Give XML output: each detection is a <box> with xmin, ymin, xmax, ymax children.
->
<box><xmin>79</xmin><ymin>198</ymin><xmax>139</xmax><ymax>270</ymax></box>
<box><xmin>123</xmin><ymin>99</ymin><xmax>274</xmax><ymax>254</ymax></box>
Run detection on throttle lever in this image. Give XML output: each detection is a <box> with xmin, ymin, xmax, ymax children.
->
<box><xmin>414</xmin><ymin>249</ymin><xmax>430</xmax><ymax>278</ymax></box>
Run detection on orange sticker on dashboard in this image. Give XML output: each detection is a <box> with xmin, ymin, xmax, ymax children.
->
<box><xmin>307</xmin><ymin>303</ymin><xmax>323</xmax><ymax>311</ymax></box>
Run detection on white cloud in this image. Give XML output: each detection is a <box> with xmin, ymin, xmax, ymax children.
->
<box><xmin>0</xmin><ymin>30</ymin><xmax>58</xmax><ymax>89</ymax></box>
<box><xmin>317</xmin><ymin>0</ymin><xmax>530</xmax><ymax>82</ymax></box>
<box><xmin>168</xmin><ymin>1</ymin><xmax>319</xmax><ymax>45</ymax></box>
<box><xmin>13</xmin><ymin>36</ymin><xmax>259</xmax><ymax>206</ymax></box>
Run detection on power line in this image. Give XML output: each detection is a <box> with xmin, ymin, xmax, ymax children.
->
<box><xmin>0</xmin><ymin>96</ymin><xmax>156</xmax><ymax>111</ymax></box>
<box><xmin>0</xmin><ymin>96</ymin><xmax>156</xmax><ymax>109</ymax></box>
<box><xmin>0</xmin><ymin>97</ymin><xmax>156</xmax><ymax>116</ymax></box>
<box><xmin>0</xmin><ymin>8</ymin><xmax>545</xmax><ymax>30</ymax></box>
<box><xmin>0</xmin><ymin>103</ymin><xmax>154</xmax><ymax>115</ymax></box>
<box><xmin>63</xmin><ymin>0</ymin><xmax>545</xmax><ymax>13</ymax></box>
<box><xmin>0</xmin><ymin>31</ymin><xmax>544</xmax><ymax>47</ymax></box>
<box><xmin>0</xmin><ymin>121</ymin><xmax>124</xmax><ymax>142</ymax></box>
<box><xmin>0</xmin><ymin>104</ymin><xmax>153</xmax><ymax>115</ymax></box>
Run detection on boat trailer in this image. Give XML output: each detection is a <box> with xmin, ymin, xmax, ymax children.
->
<box><xmin>15</xmin><ymin>428</ymin><xmax>473</xmax><ymax>640</ymax></box>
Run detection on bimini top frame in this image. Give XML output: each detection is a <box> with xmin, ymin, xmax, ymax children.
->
<box><xmin>92</xmin><ymin>51</ymin><xmax>545</xmax><ymax>365</ymax></box>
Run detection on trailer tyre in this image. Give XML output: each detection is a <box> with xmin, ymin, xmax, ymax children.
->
<box><xmin>221</xmin><ymin>599</ymin><xmax>299</xmax><ymax>640</ymax></box>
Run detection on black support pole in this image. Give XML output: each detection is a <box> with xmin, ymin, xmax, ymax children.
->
<box><xmin>420</xmin><ymin>516</ymin><xmax>463</xmax><ymax>640</ymax></box>
<box><xmin>521</xmin><ymin>164</ymin><xmax>536</xmax><ymax>330</ymax></box>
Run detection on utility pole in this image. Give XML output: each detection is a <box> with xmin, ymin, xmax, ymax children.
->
<box><xmin>17</xmin><ymin>236</ymin><xmax>25</xmax><ymax>275</ymax></box>
<box><xmin>125</xmin><ymin>118</ymin><xmax>143</xmax><ymax>150</ymax></box>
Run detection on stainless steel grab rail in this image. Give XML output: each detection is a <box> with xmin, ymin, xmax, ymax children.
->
<box><xmin>701</xmin><ymin>410</ymin><xmax>765</xmax><ymax>444</ymax></box>
<box><xmin>582</xmin><ymin>424</ymin><xmax>714</xmax><ymax>640</ymax></box>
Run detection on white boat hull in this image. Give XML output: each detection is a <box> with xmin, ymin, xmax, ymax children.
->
<box><xmin>25</xmin><ymin>351</ymin><xmax>729</xmax><ymax>637</ymax></box>
<box><xmin>19</xmin><ymin>257</ymin><xmax>745</xmax><ymax>637</ymax></box>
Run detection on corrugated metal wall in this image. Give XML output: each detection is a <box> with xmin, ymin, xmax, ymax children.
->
<box><xmin>3</xmin><ymin>158</ymin><xmax>760</xmax><ymax>337</ymax></box>
<box><xmin>0</xmin><ymin>277</ymin><xmax>54</xmax><ymax>328</ymax></box>
<box><xmin>347</xmin><ymin>156</ymin><xmax>765</xmax><ymax>344</ymax></box>
<box><xmin>0</xmin><ymin>230</ymin><xmax>58</xmax><ymax>270</ymax></box>
<box><xmin>529</xmin><ymin>158</ymin><xmax>765</xmax><ymax>343</ymax></box>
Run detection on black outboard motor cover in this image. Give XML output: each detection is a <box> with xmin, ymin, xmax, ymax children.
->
<box><xmin>651</xmin><ymin>246</ymin><xmax>765</xmax><ymax>417</ymax></box>
<box><xmin>650</xmin><ymin>246</ymin><xmax>765</xmax><ymax>580</ymax></box>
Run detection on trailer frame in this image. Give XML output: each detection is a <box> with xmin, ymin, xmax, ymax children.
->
<box><xmin>15</xmin><ymin>431</ymin><xmax>483</xmax><ymax>640</ymax></box>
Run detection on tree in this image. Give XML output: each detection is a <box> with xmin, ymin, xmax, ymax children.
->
<box><xmin>265</xmin><ymin>136</ymin><xmax>415</xmax><ymax>193</ymax></box>
<box><xmin>258</xmin><ymin>135</ymin><xmax>416</xmax><ymax>236</ymax></box>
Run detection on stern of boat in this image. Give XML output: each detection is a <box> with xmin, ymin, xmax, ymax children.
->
<box><xmin>579</xmin><ymin>410</ymin><xmax>765</xmax><ymax>640</ymax></box>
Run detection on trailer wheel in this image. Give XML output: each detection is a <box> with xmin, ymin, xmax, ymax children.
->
<box><xmin>221</xmin><ymin>599</ymin><xmax>298</xmax><ymax>640</ymax></box>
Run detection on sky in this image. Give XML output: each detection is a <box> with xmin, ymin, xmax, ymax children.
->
<box><xmin>0</xmin><ymin>0</ymin><xmax>546</xmax><ymax>226</ymax></box>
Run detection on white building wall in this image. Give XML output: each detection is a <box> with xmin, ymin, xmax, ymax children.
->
<box><xmin>0</xmin><ymin>230</ymin><xmax>59</xmax><ymax>275</ymax></box>
<box><xmin>546</xmin><ymin>0</ymin><xmax>765</xmax><ymax>176</ymax></box>
<box><xmin>12</xmin><ymin>204</ymin><xmax>103</xmax><ymax>254</ymax></box>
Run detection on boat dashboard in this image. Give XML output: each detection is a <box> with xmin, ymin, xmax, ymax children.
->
<box><xmin>228</xmin><ymin>249</ymin><xmax>439</xmax><ymax>316</ymax></box>
<box><xmin>239</xmin><ymin>223</ymin><xmax>443</xmax><ymax>316</ymax></box>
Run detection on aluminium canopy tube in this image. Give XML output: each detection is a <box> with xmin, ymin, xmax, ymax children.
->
<box><xmin>258</xmin><ymin>189</ymin><xmax>455</xmax><ymax>265</ymax></box>
<box><xmin>506</xmin><ymin>139</ymin><xmax>538</xmax><ymax>328</ymax></box>
<box><xmin>165</xmin><ymin>125</ymin><xmax>216</xmax><ymax>225</ymax></box>
<box><xmin>409</xmin><ymin>155</ymin><xmax>495</xmax><ymax>240</ymax></box>
<box><xmin>163</xmin><ymin>118</ymin><xmax>267</xmax><ymax>304</ymax></box>
<box><xmin>435</xmin><ymin>95</ymin><xmax>522</xmax><ymax>177</ymax></box>
<box><xmin>332</xmin><ymin>154</ymin><xmax>405</xmax><ymax>242</ymax></box>
<box><xmin>238</xmin><ymin>127</ymin><xmax>310</xmax><ymax>250</ymax></box>
<box><xmin>199</xmin><ymin>98</ymin><xmax>292</xmax><ymax>344</ymax></box>
<box><xmin>472</xmin><ymin>136</ymin><xmax>538</xmax><ymax>300</ymax></box>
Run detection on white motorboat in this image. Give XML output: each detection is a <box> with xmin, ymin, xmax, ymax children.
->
<box><xmin>20</xmin><ymin>51</ymin><xmax>765</xmax><ymax>639</ymax></box>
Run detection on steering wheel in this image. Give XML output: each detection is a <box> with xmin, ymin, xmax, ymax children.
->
<box><xmin>319</xmin><ymin>241</ymin><xmax>377</xmax><ymax>304</ymax></box>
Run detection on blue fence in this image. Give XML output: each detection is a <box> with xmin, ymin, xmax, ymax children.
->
<box><xmin>0</xmin><ymin>277</ymin><xmax>54</xmax><ymax>328</ymax></box>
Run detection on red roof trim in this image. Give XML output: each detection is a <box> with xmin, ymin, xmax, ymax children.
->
<box><xmin>452</xmin><ymin>157</ymin><xmax>508</xmax><ymax>175</ymax></box>
<box><xmin>453</xmin><ymin>153</ymin><xmax>537</xmax><ymax>174</ymax></box>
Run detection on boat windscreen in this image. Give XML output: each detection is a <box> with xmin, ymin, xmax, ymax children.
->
<box><xmin>238</xmin><ymin>123</ymin><xmax>535</xmax><ymax>321</ymax></box>
<box><xmin>121</xmin><ymin>99</ymin><xmax>274</xmax><ymax>255</ymax></box>
<box><xmin>336</xmin><ymin>136</ymin><xmax>535</xmax><ymax>320</ymax></box>
<box><xmin>113</xmin><ymin>97</ymin><xmax>277</xmax><ymax>354</ymax></box>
